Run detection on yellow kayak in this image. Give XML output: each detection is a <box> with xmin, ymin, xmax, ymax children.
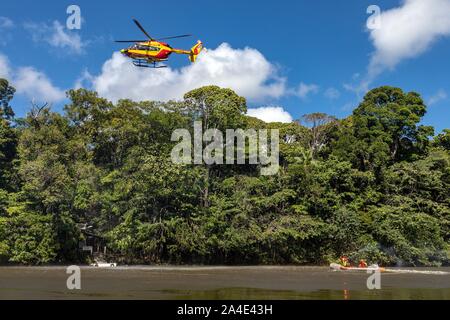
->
<box><xmin>330</xmin><ymin>263</ymin><xmax>386</xmax><ymax>272</ymax></box>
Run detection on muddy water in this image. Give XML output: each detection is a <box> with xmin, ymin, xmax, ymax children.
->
<box><xmin>0</xmin><ymin>266</ymin><xmax>449</xmax><ymax>300</ymax></box>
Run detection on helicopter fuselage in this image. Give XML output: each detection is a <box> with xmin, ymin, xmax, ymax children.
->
<box><xmin>121</xmin><ymin>41</ymin><xmax>190</xmax><ymax>62</ymax></box>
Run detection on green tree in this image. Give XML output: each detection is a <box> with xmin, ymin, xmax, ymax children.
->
<box><xmin>298</xmin><ymin>113</ymin><xmax>337</xmax><ymax>158</ymax></box>
<box><xmin>183</xmin><ymin>86</ymin><xmax>248</xmax><ymax>207</ymax></box>
<box><xmin>183</xmin><ymin>85</ymin><xmax>247</xmax><ymax>132</ymax></box>
<box><xmin>15</xmin><ymin>104</ymin><xmax>81</xmax><ymax>262</ymax></box>
<box><xmin>434</xmin><ymin>129</ymin><xmax>450</xmax><ymax>151</ymax></box>
<box><xmin>0</xmin><ymin>79</ymin><xmax>17</xmax><ymax>193</ymax></box>
<box><xmin>0</xmin><ymin>119</ymin><xmax>17</xmax><ymax>192</ymax></box>
<box><xmin>0</xmin><ymin>79</ymin><xmax>15</xmax><ymax>120</ymax></box>
<box><xmin>334</xmin><ymin>87</ymin><xmax>434</xmax><ymax>171</ymax></box>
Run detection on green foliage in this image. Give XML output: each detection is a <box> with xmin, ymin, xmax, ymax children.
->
<box><xmin>0</xmin><ymin>86</ymin><xmax>448</xmax><ymax>266</ymax></box>
<box><xmin>333</xmin><ymin>87</ymin><xmax>434</xmax><ymax>171</ymax></box>
<box><xmin>0</xmin><ymin>79</ymin><xmax>17</xmax><ymax>197</ymax></box>
<box><xmin>0</xmin><ymin>119</ymin><xmax>17</xmax><ymax>192</ymax></box>
<box><xmin>184</xmin><ymin>85</ymin><xmax>247</xmax><ymax>131</ymax></box>
<box><xmin>0</xmin><ymin>206</ymin><xmax>58</xmax><ymax>264</ymax></box>
<box><xmin>434</xmin><ymin>129</ymin><xmax>450</xmax><ymax>151</ymax></box>
<box><xmin>0</xmin><ymin>78</ymin><xmax>15</xmax><ymax>119</ymax></box>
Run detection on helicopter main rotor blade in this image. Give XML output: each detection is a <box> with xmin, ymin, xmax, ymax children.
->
<box><xmin>157</xmin><ymin>34</ymin><xmax>192</xmax><ymax>41</ymax></box>
<box><xmin>115</xmin><ymin>40</ymin><xmax>148</xmax><ymax>43</ymax></box>
<box><xmin>133</xmin><ymin>19</ymin><xmax>154</xmax><ymax>40</ymax></box>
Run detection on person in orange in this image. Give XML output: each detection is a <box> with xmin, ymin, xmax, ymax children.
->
<box><xmin>340</xmin><ymin>256</ymin><xmax>350</xmax><ymax>267</ymax></box>
<box><xmin>358</xmin><ymin>259</ymin><xmax>368</xmax><ymax>268</ymax></box>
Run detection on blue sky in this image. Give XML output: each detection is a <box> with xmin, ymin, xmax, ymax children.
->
<box><xmin>1</xmin><ymin>0</ymin><xmax>449</xmax><ymax>133</ymax></box>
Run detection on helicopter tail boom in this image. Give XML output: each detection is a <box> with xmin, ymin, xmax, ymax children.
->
<box><xmin>171</xmin><ymin>40</ymin><xmax>203</xmax><ymax>62</ymax></box>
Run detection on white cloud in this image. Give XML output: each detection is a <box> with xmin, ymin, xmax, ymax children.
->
<box><xmin>74</xmin><ymin>69</ymin><xmax>94</xmax><ymax>89</ymax></box>
<box><xmin>324</xmin><ymin>87</ymin><xmax>340</xmax><ymax>100</ymax></box>
<box><xmin>428</xmin><ymin>89</ymin><xmax>447</xmax><ymax>106</ymax></box>
<box><xmin>14</xmin><ymin>67</ymin><xmax>65</xmax><ymax>102</ymax></box>
<box><xmin>25</xmin><ymin>20</ymin><xmax>86</xmax><ymax>54</ymax></box>
<box><xmin>246</xmin><ymin>106</ymin><xmax>293</xmax><ymax>123</ymax></box>
<box><xmin>0</xmin><ymin>17</ymin><xmax>14</xmax><ymax>46</ymax></box>
<box><xmin>0</xmin><ymin>52</ymin><xmax>65</xmax><ymax>103</ymax></box>
<box><xmin>0</xmin><ymin>53</ymin><xmax>11</xmax><ymax>79</ymax></box>
<box><xmin>0</xmin><ymin>17</ymin><xmax>14</xmax><ymax>29</ymax></box>
<box><xmin>295</xmin><ymin>82</ymin><xmax>319</xmax><ymax>99</ymax></box>
<box><xmin>342</xmin><ymin>82</ymin><xmax>363</xmax><ymax>100</ymax></box>
<box><xmin>90</xmin><ymin>43</ymin><xmax>287</xmax><ymax>103</ymax></box>
<box><xmin>368</xmin><ymin>0</ymin><xmax>450</xmax><ymax>80</ymax></box>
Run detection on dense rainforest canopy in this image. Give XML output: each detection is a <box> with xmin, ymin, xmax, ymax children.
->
<box><xmin>0</xmin><ymin>79</ymin><xmax>449</xmax><ymax>266</ymax></box>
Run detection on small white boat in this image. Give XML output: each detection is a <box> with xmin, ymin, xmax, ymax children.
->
<box><xmin>91</xmin><ymin>262</ymin><xmax>117</xmax><ymax>268</ymax></box>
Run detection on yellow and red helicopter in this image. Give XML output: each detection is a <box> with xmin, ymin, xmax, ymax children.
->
<box><xmin>116</xmin><ymin>19</ymin><xmax>203</xmax><ymax>68</ymax></box>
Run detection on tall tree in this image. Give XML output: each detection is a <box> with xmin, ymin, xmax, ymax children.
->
<box><xmin>354</xmin><ymin>86</ymin><xmax>433</xmax><ymax>161</ymax></box>
<box><xmin>17</xmin><ymin>104</ymin><xmax>81</xmax><ymax>262</ymax></box>
<box><xmin>334</xmin><ymin>86</ymin><xmax>434</xmax><ymax>171</ymax></box>
<box><xmin>0</xmin><ymin>79</ymin><xmax>15</xmax><ymax>120</ymax></box>
<box><xmin>0</xmin><ymin>119</ymin><xmax>17</xmax><ymax>192</ymax></box>
<box><xmin>0</xmin><ymin>79</ymin><xmax>17</xmax><ymax>197</ymax></box>
<box><xmin>434</xmin><ymin>129</ymin><xmax>450</xmax><ymax>151</ymax></box>
<box><xmin>299</xmin><ymin>113</ymin><xmax>337</xmax><ymax>158</ymax></box>
<box><xmin>183</xmin><ymin>86</ymin><xmax>247</xmax><ymax>207</ymax></box>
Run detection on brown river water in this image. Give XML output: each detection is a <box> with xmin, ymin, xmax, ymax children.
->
<box><xmin>0</xmin><ymin>266</ymin><xmax>449</xmax><ymax>300</ymax></box>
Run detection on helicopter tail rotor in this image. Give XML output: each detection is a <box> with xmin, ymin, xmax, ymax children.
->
<box><xmin>189</xmin><ymin>40</ymin><xmax>203</xmax><ymax>63</ymax></box>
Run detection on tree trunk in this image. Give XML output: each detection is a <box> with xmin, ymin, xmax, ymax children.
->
<box><xmin>203</xmin><ymin>165</ymin><xmax>210</xmax><ymax>208</ymax></box>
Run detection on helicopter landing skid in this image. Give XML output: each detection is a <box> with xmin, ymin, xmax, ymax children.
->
<box><xmin>132</xmin><ymin>59</ymin><xmax>167</xmax><ymax>68</ymax></box>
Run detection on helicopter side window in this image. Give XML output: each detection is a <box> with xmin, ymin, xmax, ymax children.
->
<box><xmin>129</xmin><ymin>45</ymin><xmax>159</xmax><ymax>51</ymax></box>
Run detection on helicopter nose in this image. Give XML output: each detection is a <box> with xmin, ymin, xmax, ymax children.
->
<box><xmin>120</xmin><ymin>49</ymin><xmax>128</xmax><ymax>55</ymax></box>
